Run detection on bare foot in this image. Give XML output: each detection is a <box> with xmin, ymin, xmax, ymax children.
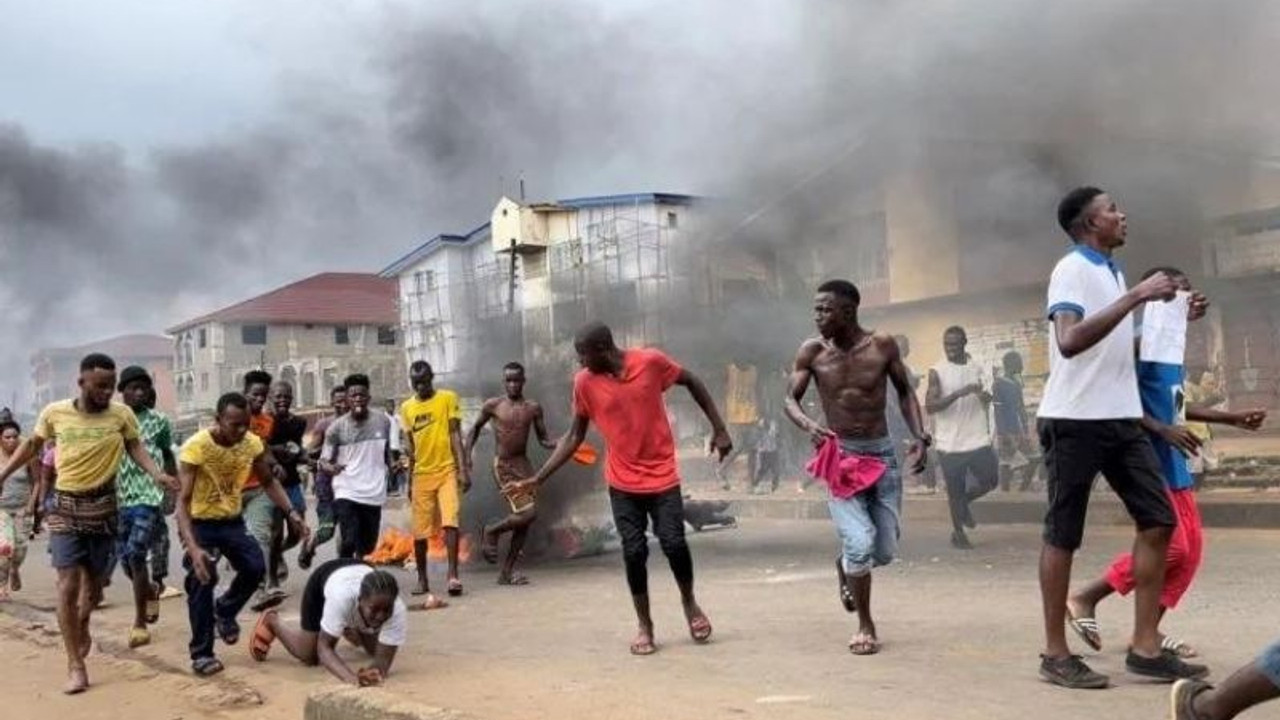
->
<box><xmin>64</xmin><ymin>666</ymin><xmax>89</xmax><ymax>695</ymax></box>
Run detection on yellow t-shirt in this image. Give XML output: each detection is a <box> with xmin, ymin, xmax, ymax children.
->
<box><xmin>179</xmin><ymin>429</ymin><xmax>265</xmax><ymax>520</ymax></box>
<box><xmin>35</xmin><ymin>399</ymin><xmax>140</xmax><ymax>493</ymax></box>
<box><xmin>400</xmin><ymin>390</ymin><xmax>461</xmax><ymax>475</ymax></box>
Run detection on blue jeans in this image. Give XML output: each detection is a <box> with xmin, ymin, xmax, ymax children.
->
<box><xmin>826</xmin><ymin>437</ymin><xmax>902</xmax><ymax>576</ymax></box>
<box><xmin>184</xmin><ymin>518</ymin><xmax>265</xmax><ymax>661</ymax></box>
<box><xmin>1259</xmin><ymin>639</ymin><xmax>1280</xmax><ymax>688</ymax></box>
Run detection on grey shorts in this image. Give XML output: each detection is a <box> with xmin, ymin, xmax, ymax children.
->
<box><xmin>49</xmin><ymin>531</ymin><xmax>115</xmax><ymax>579</ymax></box>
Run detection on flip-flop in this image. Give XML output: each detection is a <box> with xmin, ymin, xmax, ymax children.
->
<box><xmin>688</xmin><ymin>615</ymin><xmax>713</xmax><ymax>644</ymax></box>
<box><xmin>216</xmin><ymin>615</ymin><xmax>240</xmax><ymax>646</ymax></box>
<box><xmin>128</xmin><ymin>627</ymin><xmax>151</xmax><ymax>649</ymax></box>
<box><xmin>630</xmin><ymin>633</ymin><xmax>657</xmax><ymax>656</ymax></box>
<box><xmin>1163</xmin><ymin>636</ymin><xmax>1200</xmax><ymax>659</ymax></box>
<box><xmin>250</xmin><ymin>589</ymin><xmax>287</xmax><ymax>613</ymax></box>
<box><xmin>1066</xmin><ymin>607</ymin><xmax>1103</xmax><ymax>652</ymax></box>
<box><xmin>447</xmin><ymin>579</ymin><xmax>464</xmax><ymax>597</ymax></box>
<box><xmin>192</xmin><ymin>656</ymin><xmax>225</xmax><ymax>677</ymax></box>
<box><xmin>409</xmin><ymin>594</ymin><xmax>449</xmax><ymax>611</ymax></box>
<box><xmin>249</xmin><ymin>611</ymin><xmax>277</xmax><ymax>662</ymax></box>
<box><xmin>497</xmin><ymin>574</ymin><xmax>530</xmax><ymax>586</ymax></box>
<box><xmin>848</xmin><ymin>632</ymin><xmax>880</xmax><ymax>655</ymax></box>
<box><xmin>411</xmin><ymin>584</ymin><xmax>429</xmax><ymax>596</ymax></box>
<box><xmin>835</xmin><ymin>557</ymin><xmax>856</xmax><ymax>613</ymax></box>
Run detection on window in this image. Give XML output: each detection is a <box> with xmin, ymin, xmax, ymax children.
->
<box><xmin>334</xmin><ymin>326</ymin><xmax>350</xmax><ymax>345</ymax></box>
<box><xmin>200</xmin><ymin>373</ymin><xmax>208</xmax><ymax>391</ymax></box>
<box><xmin>667</xmin><ymin>211</ymin><xmax>678</xmax><ymax>228</ymax></box>
<box><xmin>241</xmin><ymin>324</ymin><xmax>267</xmax><ymax>345</ymax></box>
<box><xmin>377</xmin><ymin>325</ymin><xmax>397</xmax><ymax>345</ymax></box>
<box><xmin>198</xmin><ymin>328</ymin><xmax>207</xmax><ymax>348</ymax></box>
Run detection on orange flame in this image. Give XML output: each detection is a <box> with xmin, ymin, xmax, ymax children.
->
<box><xmin>426</xmin><ymin>530</ymin><xmax>473</xmax><ymax>564</ymax></box>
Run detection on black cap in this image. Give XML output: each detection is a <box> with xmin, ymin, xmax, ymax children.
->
<box><xmin>117</xmin><ymin>365</ymin><xmax>153</xmax><ymax>392</ymax></box>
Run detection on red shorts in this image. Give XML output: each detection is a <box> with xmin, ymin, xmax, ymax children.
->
<box><xmin>1104</xmin><ymin>488</ymin><xmax>1203</xmax><ymax>609</ymax></box>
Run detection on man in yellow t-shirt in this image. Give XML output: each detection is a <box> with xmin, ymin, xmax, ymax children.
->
<box><xmin>399</xmin><ymin>361</ymin><xmax>470</xmax><ymax>606</ymax></box>
<box><xmin>175</xmin><ymin>391</ymin><xmax>308</xmax><ymax>678</ymax></box>
<box><xmin>0</xmin><ymin>353</ymin><xmax>175</xmax><ymax>696</ymax></box>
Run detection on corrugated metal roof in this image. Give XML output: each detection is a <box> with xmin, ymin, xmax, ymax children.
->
<box><xmin>378</xmin><ymin>223</ymin><xmax>491</xmax><ymax>277</ymax></box>
<box><xmin>167</xmin><ymin>272</ymin><xmax>397</xmax><ymax>333</ymax></box>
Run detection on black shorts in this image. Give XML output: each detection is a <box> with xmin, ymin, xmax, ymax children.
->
<box><xmin>1038</xmin><ymin>418</ymin><xmax>1175</xmax><ymax>551</ymax></box>
<box><xmin>300</xmin><ymin>558</ymin><xmax>368</xmax><ymax>633</ymax></box>
<box><xmin>49</xmin><ymin>531</ymin><xmax>115</xmax><ymax>579</ymax></box>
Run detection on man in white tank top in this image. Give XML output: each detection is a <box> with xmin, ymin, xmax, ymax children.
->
<box><xmin>925</xmin><ymin>326</ymin><xmax>999</xmax><ymax>549</ymax></box>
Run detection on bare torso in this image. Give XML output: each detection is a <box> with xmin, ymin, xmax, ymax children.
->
<box><xmin>490</xmin><ymin>398</ymin><xmax>541</xmax><ymax>461</ymax></box>
<box><xmin>804</xmin><ymin>331</ymin><xmax>896</xmax><ymax>439</ymax></box>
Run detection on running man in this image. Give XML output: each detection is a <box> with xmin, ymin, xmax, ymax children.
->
<box><xmin>115</xmin><ymin>366</ymin><xmax>175</xmax><ymax>648</ymax></box>
<box><xmin>299</xmin><ymin>384</ymin><xmax>349</xmax><ymax>569</ymax></box>
<box><xmin>239</xmin><ymin>370</ymin><xmax>284</xmax><ymax>609</ymax></box>
<box><xmin>0</xmin><ymin>353</ymin><xmax>175</xmax><ymax>694</ymax></box>
<box><xmin>321</xmin><ymin>374</ymin><xmax>393</xmax><ymax>561</ymax></box>
<box><xmin>465</xmin><ymin>362</ymin><xmax>556</xmax><ymax>585</ymax></box>
<box><xmin>267</xmin><ymin>381</ymin><xmax>307</xmax><ymax>588</ymax></box>
<box><xmin>1066</xmin><ymin>268</ymin><xmax>1265</xmax><ymax>659</ymax></box>
<box><xmin>784</xmin><ymin>280</ymin><xmax>930</xmax><ymax>655</ymax></box>
<box><xmin>400</xmin><ymin>361</ymin><xmax>470</xmax><ymax>606</ymax></box>
<box><xmin>515</xmin><ymin>322</ymin><xmax>731</xmax><ymax>655</ymax></box>
<box><xmin>0</xmin><ymin>420</ymin><xmax>39</xmax><ymax>600</ymax></box>
<box><xmin>175</xmin><ymin>392</ymin><xmax>308</xmax><ymax>677</ymax></box>
<box><xmin>1036</xmin><ymin>186</ymin><xmax>1205</xmax><ymax>688</ymax></box>
<box><xmin>250</xmin><ymin>558</ymin><xmax>407</xmax><ymax>687</ymax></box>
<box><xmin>1172</xmin><ymin>643</ymin><xmax>1280</xmax><ymax>719</ymax></box>
<box><xmin>926</xmin><ymin>325</ymin><xmax>999</xmax><ymax>550</ymax></box>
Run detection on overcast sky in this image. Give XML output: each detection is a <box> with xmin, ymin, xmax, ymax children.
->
<box><xmin>3</xmin><ymin>0</ymin><xmax>1278</xmax><ymax>410</ymax></box>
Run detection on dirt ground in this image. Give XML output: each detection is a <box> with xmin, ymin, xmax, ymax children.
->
<box><xmin>1</xmin><ymin>515</ymin><xmax>1277</xmax><ymax>720</ymax></box>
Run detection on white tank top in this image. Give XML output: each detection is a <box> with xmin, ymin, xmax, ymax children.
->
<box><xmin>931</xmin><ymin>358</ymin><xmax>992</xmax><ymax>454</ymax></box>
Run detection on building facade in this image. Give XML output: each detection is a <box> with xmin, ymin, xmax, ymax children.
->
<box><xmin>31</xmin><ymin>334</ymin><xmax>176</xmax><ymax>415</ymax></box>
<box><xmin>167</xmin><ymin>273</ymin><xmax>404</xmax><ymax>426</ymax></box>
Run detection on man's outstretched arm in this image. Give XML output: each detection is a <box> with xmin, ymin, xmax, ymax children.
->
<box><xmin>674</xmin><ymin>369</ymin><xmax>731</xmax><ymax>460</ymax></box>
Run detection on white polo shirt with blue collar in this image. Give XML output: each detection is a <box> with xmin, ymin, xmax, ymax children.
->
<box><xmin>1037</xmin><ymin>244</ymin><xmax>1143</xmax><ymax>420</ymax></box>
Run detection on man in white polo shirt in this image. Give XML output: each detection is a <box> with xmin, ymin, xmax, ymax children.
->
<box><xmin>320</xmin><ymin>374</ymin><xmax>391</xmax><ymax>561</ymax></box>
<box><xmin>1036</xmin><ymin>186</ymin><xmax>1206</xmax><ymax>689</ymax></box>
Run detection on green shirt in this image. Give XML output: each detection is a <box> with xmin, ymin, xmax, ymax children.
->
<box><xmin>117</xmin><ymin>408</ymin><xmax>172</xmax><ymax>508</ymax></box>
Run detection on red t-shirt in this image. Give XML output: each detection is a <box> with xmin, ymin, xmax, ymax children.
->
<box><xmin>572</xmin><ymin>348</ymin><xmax>683</xmax><ymax>494</ymax></box>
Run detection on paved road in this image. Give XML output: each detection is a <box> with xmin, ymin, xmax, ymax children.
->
<box><xmin>1</xmin><ymin>516</ymin><xmax>1276</xmax><ymax>720</ymax></box>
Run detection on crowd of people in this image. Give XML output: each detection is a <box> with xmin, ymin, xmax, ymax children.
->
<box><xmin>0</xmin><ymin>185</ymin><xmax>1278</xmax><ymax>718</ymax></box>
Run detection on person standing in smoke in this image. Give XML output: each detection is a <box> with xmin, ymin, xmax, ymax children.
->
<box><xmin>513</xmin><ymin>322</ymin><xmax>730</xmax><ymax>655</ymax></box>
<box><xmin>784</xmin><ymin>280</ymin><xmax>929</xmax><ymax>656</ymax></box>
<box><xmin>400</xmin><ymin>360</ymin><xmax>470</xmax><ymax>607</ymax></box>
<box><xmin>299</xmin><ymin>385</ymin><xmax>349</xmax><ymax>569</ymax></box>
<box><xmin>1035</xmin><ymin>186</ymin><xmax>1205</xmax><ymax>688</ymax></box>
<box><xmin>466</xmin><ymin>362</ymin><xmax>556</xmax><ymax>586</ymax></box>
<box><xmin>926</xmin><ymin>326</ymin><xmax>999</xmax><ymax>550</ymax></box>
<box><xmin>992</xmin><ymin>350</ymin><xmax>1037</xmax><ymax>493</ymax></box>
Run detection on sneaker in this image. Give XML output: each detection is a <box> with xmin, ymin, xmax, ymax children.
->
<box><xmin>950</xmin><ymin>531</ymin><xmax>974</xmax><ymax>550</ymax></box>
<box><xmin>1039</xmin><ymin>654</ymin><xmax>1110</xmax><ymax>689</ymax></box>
<box><xmin>1126</xmin><ymin>649</ymin><xmax>1210</xmax><ymax>682</ymax></box>
<box><xmin>1170</xmin><ymin>678</ymin><xmax>1212</xmax><ymax>720</ymax></box>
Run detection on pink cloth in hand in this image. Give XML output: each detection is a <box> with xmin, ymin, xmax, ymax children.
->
<box><xmin>804</xmin><ymin>437</ymin><xmax>887</xmax><ymax>499</ymax></box>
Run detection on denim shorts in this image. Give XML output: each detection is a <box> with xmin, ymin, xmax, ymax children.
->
<box><xmin>826</xmin><ymin>437</ymin><xmax>902</xmax><ymax>576</ymax></box>
<box><xmin>1259</xmin><ymin>639</ymin><xmax>1280</xmax><ymax>689</ymax></box>
<box><xmin>117</xmin><ymin>504</ymin><xmax>162</xmax><ymax>566</ymax></box>
<box><xmin>49</xmin><ymin>531</ymin><xmax>115</xmax><ymax>579</ymax></box>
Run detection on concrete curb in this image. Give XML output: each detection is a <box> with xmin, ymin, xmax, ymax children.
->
<box><xmin>306</xmin><ymin>686</ymin><xmax>473</xmax><ymax>720</ymax></box>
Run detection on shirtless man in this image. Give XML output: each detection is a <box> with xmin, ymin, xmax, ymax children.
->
<box><xmin>784</xmin><ymin>279</ymin><xmax>930</xmax><ymax>655</ymax></box>
<box><xmin>465</xmin><ymin>362</ymin><xmax>556</xmax><ymax>585</ymax></box>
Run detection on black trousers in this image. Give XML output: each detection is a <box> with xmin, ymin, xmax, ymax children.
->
<box><xmin>334</xmin><ymin>499</ymin><xmax>382</xmax><ymax>560</ymax></box>
<box><xmin>939</xmin><ymin>446</ymin><xmax>1000</xmax><ymax>534</ymax></box>
<box><xmin>608</xmin><ymin>486</ymin><xmax>693</xmax><ymax>597</ymax></box>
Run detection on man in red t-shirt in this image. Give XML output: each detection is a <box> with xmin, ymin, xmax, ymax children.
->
<box><xmin>521</xmin><ymin>322</ymin><xmax>732</xmax><ymax>656</ymax></box>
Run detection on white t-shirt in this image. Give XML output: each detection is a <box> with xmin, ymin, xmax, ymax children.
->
<box><xmin>930</xmin><ymin>358</ymin><xmax>993</xmax><ymax>453</ymax></box>
<box><xmin>1037</xmin><ymin>246</ymin><xmax>1143</xmax><ymax>420</ymax></box>
<box><xmin>323</xmin><ymin>413</ymin><xmax>391</xmax><ymax>505</ymax></box>
<box><xmin>320</xmin><ymin>564</ymin><xmax>409</xmax><ymax>647</ymax></box>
